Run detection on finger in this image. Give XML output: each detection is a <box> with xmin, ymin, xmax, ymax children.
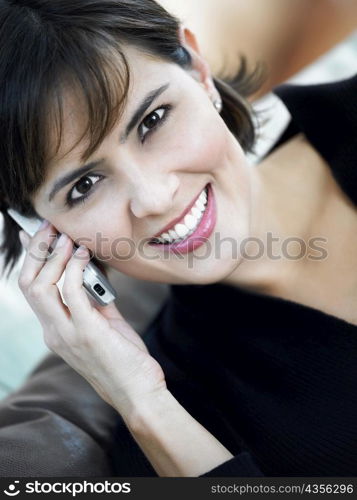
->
<box><xmin>60</xmin><ymin>245</ymin><xmax>94</xmax><ymax>326</ymax></box>
<box><xmin>29</xmin><ymin>233</ymin><xmax>77</xmax><ymax>325</ymax></box>
<box><xmin>19</xmin><ymin>230</ymin><xmax>30</xmax><ymax>249</ymax></box>
<box><xmin>18</xmin><ymin>221</ymin><xmax>58</xmax><ymax>288</ymax></box>
<box><xmin>91</xmin><ymin>300</ymin><xmax>150</xmax><ymax>353</ymax></box>
<box><xmin>93</xmin><ymin>300</ymin><xmax>124</xmax><ymax>321</ymax></box>
<box><xmin>35</xmin><ymin>232</ymin><xmax>74</xmax><ymax>285</ymax></box>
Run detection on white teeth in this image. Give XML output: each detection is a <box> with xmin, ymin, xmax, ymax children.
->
<box><xmin>195</xmin><ymin>199</ymin><xmax>205</xmax><ymax>212</ymax></box>
<box><xmin>175</xmin><ymin>223</ymin><xmax>190</xmax><ymax>238</ymax></box>
<box><xmin>184</xmin><ymin>214</ymin><xmax>198</xmax><ymax>230</ymax></box>
<box><xmin>153</xmin><ymin>186</ymin><xmax>209</xmax><ymax>244</ymax></box>
<box><xmin>169</xmin><ymin>229</ymin><xmax>179</xmax><ymax>240</ymax></box>
<box><xmin>199</xmin><ymin>190</ymin><xmax>207</xmax><ymax>203</ymax></box>
<box><xmin>191</xmin><ymin>206</ymin><xmax>202</xmax><ymax>219</ymax></box>
<box><xmin>161</xmin><ymin>232</ymin><xmax>172</xmax><ymax>242</ymax></box>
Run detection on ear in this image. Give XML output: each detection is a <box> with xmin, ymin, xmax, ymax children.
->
<box><xmin>178</xmin><ymin>25</ymin><xmax>219</xmax><ymax>102</ymax></box>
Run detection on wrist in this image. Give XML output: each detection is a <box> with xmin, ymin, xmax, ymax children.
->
<box><xmin>122</xmin><ymin>388</ymin><xmax>174</xmax><ymax>434</ymax></box>
<box><xmin>116</xmin><ymin>387</ymin><xmax>172</xmax><ymax>430</ymax></box>
<box><xmin>120</xmin><ymin>388</ymin><xmax>234</xmax><ymax>476</ymax></box>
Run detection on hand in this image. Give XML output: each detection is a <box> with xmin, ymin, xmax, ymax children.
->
<box><xmin>17</xmin><ymin>222</ymin><xmax>167</xmax><ymax>418</ymax></box>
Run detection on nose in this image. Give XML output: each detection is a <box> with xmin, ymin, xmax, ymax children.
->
<box><xmin>129</xmin><ymin>173</ymin><xmax>180</xmax><ymax>219</ymax></box>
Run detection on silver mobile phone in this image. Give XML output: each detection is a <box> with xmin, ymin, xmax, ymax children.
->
<box><xmin>7</xmin><ymin>208</ymin><xmax>117</xmax><ymax>306</ymax></box>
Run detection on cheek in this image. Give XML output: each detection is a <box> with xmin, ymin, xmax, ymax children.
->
<box><xmin>161</xmin><ymin>108</ymin><xmax>229</xmax><ymax>174</ymax></box>
<box><xmin>53</xmin><ymin>217</ymin><xmax>113</xmax><ymax>256</ymax></box>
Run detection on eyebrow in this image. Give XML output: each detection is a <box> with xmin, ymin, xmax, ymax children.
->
<box><xmin>48</xmin><ymin>82</ymin><xmax>170</xmax><ymax>202</ymax></box>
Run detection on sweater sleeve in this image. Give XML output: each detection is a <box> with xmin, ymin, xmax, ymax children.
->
<box><xmin>199</xmin><ymin>451</ymin><xmax>264</xmax><ymax>477</ymax></box>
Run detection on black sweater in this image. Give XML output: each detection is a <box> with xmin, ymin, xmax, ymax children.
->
<box><xmin>110</xmin><ymin>74</ymin><xmax>357</xmax><ymax>477</ymax></box>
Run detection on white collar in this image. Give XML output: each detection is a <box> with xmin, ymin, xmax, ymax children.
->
<box><xmin>246</xmin><ymin>92</ymin><xmax>292</xmax><ymax>165</ymax></box>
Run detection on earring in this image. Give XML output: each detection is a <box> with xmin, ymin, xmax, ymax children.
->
<box><xmin>213</xmin><ymin>98</ymin><xmax>222</xmax><ymax>113</ymax></box>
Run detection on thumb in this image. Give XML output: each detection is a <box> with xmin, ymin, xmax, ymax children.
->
<box><xmin>95</xmin><ymin>300</ymin><xmax>149</xmax><ymax>353</ymax></box>
<box><xmin>93</xmin><ymin>300</ymin><xmax>124</xmax><ymax>321</ymax></box>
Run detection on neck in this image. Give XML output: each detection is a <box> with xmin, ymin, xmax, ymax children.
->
<box><xmin>221</xmin><ymin>134</ymin><xmax>357</xmax><ymax>324</ymax></box>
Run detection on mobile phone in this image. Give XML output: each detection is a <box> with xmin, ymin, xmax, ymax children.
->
<box><xmin>7</xmin><ymin>208</ymin><xmax>117</xmax><ymax>306</ymax></box>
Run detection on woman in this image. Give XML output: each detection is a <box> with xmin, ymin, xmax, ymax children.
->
<box><xmin>0</xmin><ymin>0</ymin><xmax>356</xmax><ymax>476</ymax></box>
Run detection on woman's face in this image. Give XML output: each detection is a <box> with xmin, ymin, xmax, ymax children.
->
<box><xmin>33</xmin><ymin>45</ymin><xmax>252</xmax><ymax>285</ymax></box>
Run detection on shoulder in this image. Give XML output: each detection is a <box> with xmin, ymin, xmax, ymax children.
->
<box><xmin>271</xmin><ymin>75</ymin><xmax>357</xmax><ymax>206</ymax></box>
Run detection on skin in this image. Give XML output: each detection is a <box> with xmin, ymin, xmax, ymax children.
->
<box><xmin>18</xmin><ymin>29</ymin><xmax>357</xmax><ymax>476</ymax></box>
<box><xmin>32</xmin><ymin>35</ymin><xmax>357</xmax><ymax>324</ymax></box>
<box><xmin>33</xmin><ymin>41</ymin><xmax>251</xmax><ymax>286</ymax></box>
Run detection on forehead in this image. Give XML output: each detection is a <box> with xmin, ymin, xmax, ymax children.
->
<box><xmin>46</xmin><ymin>45</ymin><xmax>178</xmax><ymax>171</ymax></box>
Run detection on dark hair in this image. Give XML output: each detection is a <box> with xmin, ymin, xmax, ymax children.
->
<box><xmin>0</xmin><ymin>0</ymin><xmax>265</xmax><ymax>278</ymax></box>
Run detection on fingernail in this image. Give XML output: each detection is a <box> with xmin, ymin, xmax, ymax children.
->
<box><xmin>19</xmin><ymin>230</ymin><xmax>30</xmax><ymax>249</ymax></box>
<box><xmin>38</xmin><ymin>219</ymin><xmax>50</xmax><ymax>231</ymax></box>
<box><xmin>56</xmin><ymin>233</ymin><xmax>68</xmax><ymax>247</ymax></box>
<box><xmin>75</xmin><ymin>245</ymin><xmax>89</xmax><ymax>257</ymax></box>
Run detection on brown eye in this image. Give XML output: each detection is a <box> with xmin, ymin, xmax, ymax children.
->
<box><xmin>76</xmin><ymin>177</ymin><xmax>93</xmax><ymax>195</ymax></box>
<box><xmin>139</xmin><ymin>106</ymin><xmax>168</xmax><ymax>142</ymax></box>
<box><xmin>67</xmin><ymin>174</ymin><xmax>102</xmax><ymax>207</ymax></box>
<box><xmin>143</xmin><ymin>112</ymin><xmax>161</xmax><ymax>129</ymax></box>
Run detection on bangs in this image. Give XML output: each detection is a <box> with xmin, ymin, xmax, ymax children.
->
<box><xmin>43</xmin><ymin>37</ymin><xmax>130</xmax><ymax>173</ymax></box>
<box><xmin>1</xmin><ymin>28</ymin><xmax>131</xmax><ymax>213</ymax></box>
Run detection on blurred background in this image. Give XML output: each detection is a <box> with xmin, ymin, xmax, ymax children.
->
<box><xmin>0</xmin><ymin>0</ymin><xmax>356</xmax><ymax>400</ymax></box>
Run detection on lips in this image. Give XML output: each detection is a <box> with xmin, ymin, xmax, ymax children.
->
<box><xmin>149</xmin><ymin>182</ymin><xmax>216</xmax><ymax>254</ymax></box>
<box><xmin>150</xmin><ymin>184</ymin><xmax>209</xmax><ymax>240</ymax></box>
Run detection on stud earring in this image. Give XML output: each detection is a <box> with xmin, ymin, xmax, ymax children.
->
<box><xmin>213</xmin><ymin>98</ymin><xmax>222</xmax><ymax>113</ymax></box>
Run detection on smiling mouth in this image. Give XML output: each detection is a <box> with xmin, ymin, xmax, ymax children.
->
<box><xmin>149</xmin><ymin>184</ymin><xmax>209</xmax><ymax>245</ymax></box>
